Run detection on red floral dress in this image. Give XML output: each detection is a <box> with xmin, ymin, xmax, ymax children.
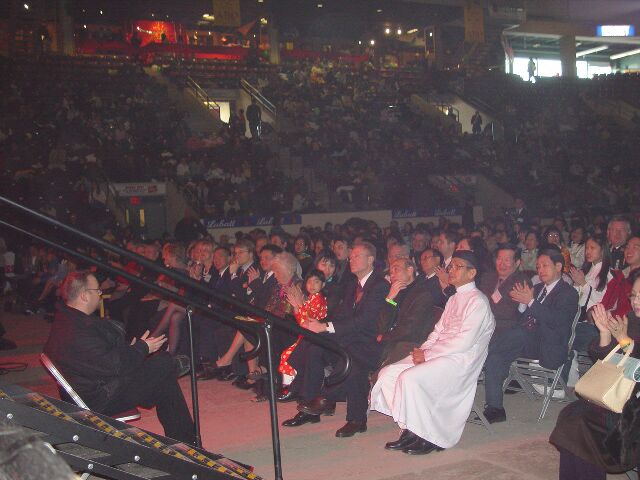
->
<box><xmin>278</xmin><ymin>292</ymin><xmax>328</xmax><ymax>376</ymax></box>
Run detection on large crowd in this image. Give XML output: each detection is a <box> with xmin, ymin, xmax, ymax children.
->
<box><xmin>2</xmin><ymin>50</ymin><xmax>640</xmax><ymax>479</ymax></box>
<box><xmin>3</xmin><ymin>206</ymin><xmax>639</xmax><ymax>476</ymax></box>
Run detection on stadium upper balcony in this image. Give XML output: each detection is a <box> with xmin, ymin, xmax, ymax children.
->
<box><xmin>161</xmin><ymin>58</ymin><xmax>275</xmax><ymax>89</ymax></box>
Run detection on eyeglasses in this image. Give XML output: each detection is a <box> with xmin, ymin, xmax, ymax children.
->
<box><xmin>446</xmin><ymin>263</ymin><xmax>471</xmax><ymax>272</ymax></box>
<box><xmin>85</xmin><ymin>288</ymin><xmax>102</xmax><ymax>295</ymax></box>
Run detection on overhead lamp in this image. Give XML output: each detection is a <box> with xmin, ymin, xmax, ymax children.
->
<box><xmin>397</xmin><ymin>28</ymin><xmax>402</xmax><ymax>35</ymax></box>
<box><xmin>407</xmin><ymin>28</ymin><xmax>418</xmax><ymax>34</ymax></box>
<box><xmin>317</xmin><ymin>3</ymin><xmax>323</xmax><ymax>7</ymax></box>
<box><xmin>358</xmin><ymin>40</ymin><xmax>362</xmax><ymax>45</ymax></box>
<box><xmin>202</xmin><ymin>13</ymin><xmax>215</xmax><ymax>21</ymax></box>
<box><xmin>23</xmin><ymin>3</ymin><xmax>29</xmax><ymax>10</ymax></box>
<box><xmin>376</xmin><ymin>9</ymin><xmax>382</xmax><ymax>13</ymax></box>
<box><xmin>575</xmin><ymin>46</ymin><xmax>608</xmax><ymax>57</ymax></box>
<box><xmin>260</xmin><ymin>17</ymin><xmax>268</xmax><ymax>24</ymax></box>
<box><xmin>99</xmin><ymin>9</ymin><xmax>103</xmax><ymax>15</ymax></box>
<box><xmin>384</xmin><ymin>27</ymin><xmax>390</xmax><ymax>34</ymax></box>
<box><xmin>610</xmin><ymin>48</ymin><xmax>640</xmax><ymax>60</ymax></box>
<box><xmin>370</xmin><ymin>39</ymin><xmax>375</xmax><ymax>45</ymax></box>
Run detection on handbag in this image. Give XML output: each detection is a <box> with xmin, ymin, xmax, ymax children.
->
<box><xmin>575</xmin><ymin>341</ymin><xmax>636</xmax><ymax>413</ymax></box>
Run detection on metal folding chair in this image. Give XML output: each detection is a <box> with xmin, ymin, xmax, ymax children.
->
<box><xmin>40</xmin><ymin>353</ymin><xmax>140</xmax><ymax>422</ymax></box>
<box><xmin>501</xmin><ymin>310</ymin><xmax>582</xmax><ymax>421</ymax></box>
<box><xmin>468</xmin><ymin>401</ymin><xmax>494</xmax><ymax>434</ymax></box>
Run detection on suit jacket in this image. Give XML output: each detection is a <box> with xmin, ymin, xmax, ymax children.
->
<box><xmin>479</xmin><ymin>269</ymin><xmax>531</xmax><ymax>335</ymax></box>
<box><xmin>229</xmin><ymin>261</ymin><xmax>258</xmax><ymax>301</ymax></box>
<box><xmin>248</xmin><ymin>272</ymin><xmax>277</xmax><ymax>309</ymax></box>
<box><xmin>377</xmin><ymin>276</ymin><xmax>436</xmax><ymax>366</ymax></box>
<box><xmin>331</xmin><ymin>270</ymin><xmax>389</xmax><ymax>367</ymax></box>
<box><xmin>44</xmin><ymin>304</ymin><xmax>149</xmax><ymax>412</ymax></box>
<box><xmin>526</xmin><ymin>279</ymin><xmax>579</xmax><ymax>369</ymax></box>
<box><xmin>424</xmin><ymin>273</ymin><xmax>448</xmax><ymax>308</ymax></box>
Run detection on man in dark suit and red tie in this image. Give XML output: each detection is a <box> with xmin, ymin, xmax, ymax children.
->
<box><xmin>281</xmin><ymin>242</ymin><xmax>388</xmax><ymax>437</ymax></box>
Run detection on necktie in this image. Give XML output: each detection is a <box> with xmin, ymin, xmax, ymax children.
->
<box><xmin>493</xmin><ymin>278</ymin><xmax>503</xmax><ymax>295</ymax></box>
<box><xmin>355</xmin><ymin>282</ymin><xmax>364</xmax><ymax>305</ymax></box>
<box><xmin>537</xmin><ymin>287</ymin><xmax>548</xmax><ymax>303</ymax></box>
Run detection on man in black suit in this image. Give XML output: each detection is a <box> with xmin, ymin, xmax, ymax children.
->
<box><xmin>608</xmin><ymin>216</ymin><xmax>631</xmax><ymax>271</ymax></box>
<box><xmin>420</xmin><ymin>248</ymin><xmax>447</xmax><ymax>308</ymax></box>
<box><xmin>228</xmin><ymin>239</ymin><xmax>258</xmax><ymax>300</ymax></box>
<box><xmin>282</xmin><ymin>242</ymin><xmax>388</xmax><ymax>437</ymax></box>
<box><xmin>377</xmin><ymin>258</ymin><xmax>435</xmax><ymax>368</ymax></box>
<box><xmin>45</xmin><ymin>271</ymin><xmax>194</xmax><ymax>443</ymax></box>
<box><xmin>482</xmin><ymin>248</ymin><xmax>578</xmax><ymax>423</ymax></box>
<box><xmin>478</xmin><ymin>244</ymin><xmax>531</xmax><ymax>338</ymax></box>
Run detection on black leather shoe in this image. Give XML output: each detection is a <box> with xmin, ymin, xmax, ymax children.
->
<box><xmin>277</xmin><ymin>388</ymin><xmax>298</xmax><ymax>403</ymax></box>
<box><xmin>482</xmin><ymin>406</ymin><xmax>507</xmax><ymax>424</ymax></box>
<box><xmin>335</xmin><ymin>421</ymin><xmax>367</xmax><ymax>438</ymax></box>
<box><xmin>385</xmin><ymin>430</ymin><xmax>418</xmax><ymax>450</ymax></box>
<box><xmin>282</xmin><ymin>412</ymin><xmax>320</xmax><ymax>427</ymax></box>
<box><xmin>297</xmin><ymin>396</ymin><xmax>336</xmax><ymax>416</ymax></box>
<box><xmin>402</xmin><ymin>438</ymin><xmax>444</xmax><ymax>455</ymax></box>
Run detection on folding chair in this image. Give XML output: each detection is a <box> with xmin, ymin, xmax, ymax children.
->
<box><xmin>468</xmin><ymin>401</ymin><xmax>494</xmax><ymax>434</ymax></box>
<box><xmin>501</xmin><ymin>310</ymin><xmax>582</xmax><ymax>421</ymax></box>
<box><xmin>40</xmin><ymin>353</ymin><xmax>140</xmax><ymax>422</ymax></box>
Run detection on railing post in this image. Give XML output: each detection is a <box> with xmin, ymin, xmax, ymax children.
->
<box><xmin>263</xmin><ymin>322</ymin><xmax>283</xmax><ymax>480</ymax></box>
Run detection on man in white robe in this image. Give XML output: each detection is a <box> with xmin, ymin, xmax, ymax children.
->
<box><xmin>370</xmin><ymin>250</ymin><xmax>495</xmax><ymax>454</ymax></box>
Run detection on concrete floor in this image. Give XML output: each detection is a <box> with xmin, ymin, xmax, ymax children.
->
<box><xmin>0</xmin><ymin>311</ymin><xmax>634</xmax><ymax>480</ymax></box>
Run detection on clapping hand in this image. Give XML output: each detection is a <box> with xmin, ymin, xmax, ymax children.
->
<box><xmin>131</xmin><ymin>330</ymin><xmax>167</xmax><ymax>354</ymax></box>
<box><xmin>568</xmin><ymin>266</ymin><xmax>586</xmax><ymax>287</ymax></box>
<box><xmin>591</xmin><ymin>304</ymin><xmax>610</xmax><ymax>334</ymax></box>
<box><xmin>434</xmin><ymin>266</ymin><xmax>449</xmax><ymax>290</ymax></box>
<box><xmin>246</xmin><ymin>266</ymin><xmax>260</xmax><ymax>284</ymax></box>
<box><xmin>411</xmin><ymin>348</ymin><xmax>425</xmax><ymax>365</ymax></box>
<box><xmin>510</xmin><ymin>282</ymin><xmax>534</xmax><ymax>304</ymax></box>
<box><xmin>607</xmin><ymin>313</ymin><xmax>629</xmax><ymax>344</ymax></box>
<box><xmin>285</xmin><ymin>284</ymin><xmax>305</xmax><ymax>310</ymax></box>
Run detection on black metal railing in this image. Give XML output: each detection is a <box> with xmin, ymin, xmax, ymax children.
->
<box><xmin>0</xmin><ymin>195</ymin><xmax>351</xmax><ymax>480</ymax></box>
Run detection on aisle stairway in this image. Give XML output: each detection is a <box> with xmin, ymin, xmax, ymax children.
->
<box><xmin>145</xmin><ymin>67</ymin><xmax>224</xmax><ymax>135</ymax></box>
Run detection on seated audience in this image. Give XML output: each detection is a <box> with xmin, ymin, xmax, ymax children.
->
<box><xmin>370</xmin><ymin>250</ymin><xmax>494</xmax><ymax>454</ymax></box>
<box><xmin>483</xmin><ymin>248</ymin><xmax>579</xmax><ymax>423</ymax></box>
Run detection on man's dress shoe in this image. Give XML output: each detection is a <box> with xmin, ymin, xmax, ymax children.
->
<box><xmin>297</xmin><ymin>396</ymin><xmax>336</xmax><ymax>416</ymax></box>
<box><xmin>282</xmin><ymin>412</ymin><xmax>320</xmax><ymax>427</ymax></box>
<box><xmin>482</xmin><ymin>406</ymin><xmax>507</xmax><ymax>424</ymax></box>
<box><xmin>335</xmin><ymin>421</ymin><xmax>367</xmax><ymax>437</ymax></box>
<box><xmin>385</xmin><ymin>430</ymin><xmax>418</xmax><ymax>450</ymax></box>
<box><xmin>402</xmin><ymin>437</ymin><xmax>444</xmax><ymax>455</ymax></box>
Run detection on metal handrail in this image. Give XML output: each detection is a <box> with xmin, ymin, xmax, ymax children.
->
<box><xmin>0</xmin><ymin>194</ymin><xmax>350</xmax><ymax>383</ymax></box>
<box><xmin>186</xmin><ymin>75</ymin><xmax>220</xmax><ymax>119</ymax></box>
<box><xmin>240</xmin><ymin>78</ymin><xmax>276</xmax><ymax>117</ymax></box>
<box><xmin>0</xmin><ymin>194</ymin><xmax>352</xmax><ymax>480</ymax></box>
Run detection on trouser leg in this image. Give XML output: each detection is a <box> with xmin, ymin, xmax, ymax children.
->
<box><xmin>104</xmin><ymin>352</ymin><xmax>195</xmax><ymax>444</ymax></box>
<box><xmin>484</xmin><ymin>328</ymin><xmax>528</xmax><ymax>409</ymax></box>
